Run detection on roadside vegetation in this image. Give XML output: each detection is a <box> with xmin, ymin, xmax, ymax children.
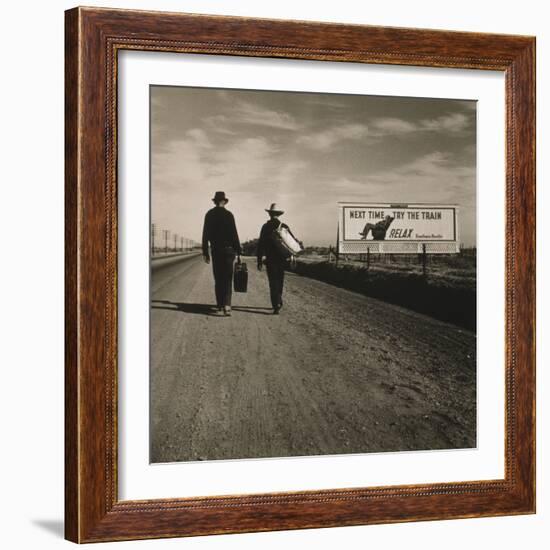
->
<box><xmin>241</xmin><ymin>239</ymin><xmax>476</xmax><ymax>330</ymax></box>
<box><xmin>292</xmin><ymin>248</ymin><xmax>476</xmax><ymax>330</ymax></box>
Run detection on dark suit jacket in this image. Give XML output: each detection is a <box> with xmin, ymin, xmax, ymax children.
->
<box><xmin>201</xmin><ymin>206</ymin><xmax>241</xmax><ymax>257</ymax></box>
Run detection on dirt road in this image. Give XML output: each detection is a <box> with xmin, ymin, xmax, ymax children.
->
<box><xmin>151</xmin><ymin>255</ymin><xmax>476</xmax><ymax>463</ymax></box>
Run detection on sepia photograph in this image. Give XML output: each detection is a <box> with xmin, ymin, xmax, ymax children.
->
<box><xmin>149</xmin><ymin>85</ymin><xmax>477</xmax><ymax>464</ymax></box>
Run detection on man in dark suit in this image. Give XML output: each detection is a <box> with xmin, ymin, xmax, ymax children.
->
<box><xmin>257</xmin><ymin>203</ymin><xmax>298</xmax><ymax>315</ymax></box>
<box><xmin>202</xmin><ymin>191</ymin><xmax>241</xmax><ymax>316</ymax></box>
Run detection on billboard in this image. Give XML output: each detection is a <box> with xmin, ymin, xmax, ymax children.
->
<box><xmin>337</xmin><ymin>202</ymin><xmax>459</xmax><ymax>254</ymax></box>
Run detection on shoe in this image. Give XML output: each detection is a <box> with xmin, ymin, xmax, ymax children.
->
<box><xmin>273</xmin><ymin>307</ymin><xmax>280</xmax><ymax>315</ymax></box>
<box><xmin>224</xmin><ymin>306</ymin><xmax>232</xmax><ymax>316</ymax></box>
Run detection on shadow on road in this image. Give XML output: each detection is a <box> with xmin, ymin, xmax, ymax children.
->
<box><xmin>232</xmin><ymin>306</ymin><xmax>273</xmax><ymax>315</ymax></box>
<box><xmin>152</xmin><ymin>300</ymin><xmax>273</xmax><ymax>316</ymax></box>
<box><xmin>152</xmin><ymin>300</ymin><xmax>215</xmax><ymax>315</ymax></box>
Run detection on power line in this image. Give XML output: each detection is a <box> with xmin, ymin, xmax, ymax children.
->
<box><xmin>151</xmin><ymin>223</ymin><xmax>156</xmax><ymax>253</ymax></box>
<box><xmin>151</xmin><ymin>223</ymin><xmax>200</xmax><ymax>255</ymax></box>
<box><xmin>162</xmin><ymin>229</ymin><xmax>170</xmax><ymax>253</ymax></box>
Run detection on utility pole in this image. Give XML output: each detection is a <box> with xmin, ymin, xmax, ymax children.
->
<box><xmin>422</xmin><ymin>243</ymin><xmax>427</xmax><ymax>278</ymax></box>
<box><xmin>180</xmin><ymin>236</ymin><xmax>184</xmax><ymax>252</ymax></box>
<box><xmin>162</xmin><ymin>229</ymin><xmax>169</xmax><ymax>253</ymax></box>
<box><xmin>335</xmin><ymin>225</ymin><xmax>340</xmax><ymax>266</ymax></box>
<box><xmin>151</xmin><ymin>223</ymin><xmax>156</xmax><ymax>256</ymax></box>
<box><xmin>173</xmin><ymin>233</ymin><xmax>178</xmax><ymax>253</ymax></box>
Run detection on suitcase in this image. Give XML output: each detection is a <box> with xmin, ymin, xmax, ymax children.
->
<box><xmin>233</xmin><ymin>259</ymin><xmax>248</xmax><ymax>292</ymax></box>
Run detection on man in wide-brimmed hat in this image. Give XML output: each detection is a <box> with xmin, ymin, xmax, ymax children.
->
<box><xmin>202</xmin><ymin>191</ymin><xmax>241</xmax><ymax>316</ymax></box>
<box><xmin>257</xmin><ymin>203</ymin><xmax>299</xmax><ymax>315</ymax></box>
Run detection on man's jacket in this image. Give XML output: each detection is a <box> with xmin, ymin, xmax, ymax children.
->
<box><xmin>201</xmin><ymin>206</ymin><xmax>241</xmax><ymax>257</ymax></box>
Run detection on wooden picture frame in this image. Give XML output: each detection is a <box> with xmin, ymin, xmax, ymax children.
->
<box><xmin>65</xmin><ymin>6</ymin><xmax>535</xmax><ymax>543</ymax></box>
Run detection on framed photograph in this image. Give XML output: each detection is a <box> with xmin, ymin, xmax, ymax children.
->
<box><xmin>65</xmin><ymin>7</ymin><xmax>535</xmax><ymax>543</ymax></box>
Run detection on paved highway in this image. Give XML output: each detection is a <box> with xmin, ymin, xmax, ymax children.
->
<box><xmin>151</xmin><ymin>255</ymin><xmax>476</xmax><ymax>463</ymax></box>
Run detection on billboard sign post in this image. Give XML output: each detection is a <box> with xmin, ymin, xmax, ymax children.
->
<box><xmin>337</xmin><ymin>202</ymin><xmax>460</xmax><ymax>255</ymax></box>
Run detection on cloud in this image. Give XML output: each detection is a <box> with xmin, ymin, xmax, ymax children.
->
<box><xmin>420</xmin><ymin>113</ymin><xmax>469</xmax><ymax>133</ymax></box>
<box><xmin>369</xmin><ymin>112</ymin><xmax>471</xmax><ymax>137</ymax></box>
<box><xmin>207</xmin><ymin>136</ymin><xmax>276</xmax><ymax>187</ymax></box>
<box><xmin>296</xmin><ymin>123</ymin><xmax>369</xmax><ymax>151</ymax></box>
<box><xmin>232</xmin><ymin>100</ymin><xmax>301</xmax><ymax>130</ymax></box>
<box><xmin>302</xmin><ymin>97</ymin><xmax>351</xmax><ymax>110</ymax></box>
<box><xmin>295</xmin><ymin>111</ymin><xmax>472</xmax><ymax>152</ymax></box>
<box><xmin>151</xmin><ymin>134</ymin><xmax>273</xmax><ymax>198</ymax></box>
<box><xmin>186</xmin><ymin>128</ymin><xmax>212</xmax><ymax>149</ymax></box>
<box><xmin>203</xmin><ymin>115</ymin><xmax>237</xmax><ymax>136</ymax></box>
<box><xmin>150</xmin><ymin>85</ymin><xmax>476</xmax><ymax>245</ymax></box>
<box><xmin>371</xmin><ymin>118</ymin><xmax>417</xmax><ymax>134</ymax></box>
<box><xmin>152</xmin><ymin>138</ymin><xmax>205</xmax><ymax>191</ymax></box>
<box><xmin>461</xmin><ymin>100</ymin><xmax>478</xmax><ymax>111</ymax></box>
<box><xmin>319</xmin><ymin>151</ymin><xmax>473</xmax><ymax>234</ymax></box>
<box><xmin>153</xmin><ymin>130</ymin><xmax>308</xmax><ymax>202</ymax></box>
<box><xmin>366</xmin><ymin>152</ymin><xmax>475</xmax><ymax>202</ymax></box>
<box><xmin>307</xmin><ymin>152</ymin><xmax>473</xmax><ymax>201</ymax></box>
<box><xmin>151</xmin><ymin>133</ymin><xmax>281</xmax><ymax>240</ymax></box>
<box><xmin>202</xmin><ymin>100</ymin><xmax>301</xmax><ymax>137</ymax></box>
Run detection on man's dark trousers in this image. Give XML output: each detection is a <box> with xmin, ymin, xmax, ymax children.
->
<box><xmin>211</xmin><ymin>248</ymin><xmax>235</xmax><ymax>308</ymax></box>
<box><xmin>266</xmin><ymin>258</ymin><xmax>285</xmax><ymax>309</ymax></box>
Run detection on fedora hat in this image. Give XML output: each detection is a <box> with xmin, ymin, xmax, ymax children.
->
<box><xmin>212</xmin><ymin>191</ymin><xmax>228</xmax><ymax>203</ymax></box>
<box><xmin>265</xmin><ymin>203</ymin><xmax>284</xmax><ymax>215</ymax></box>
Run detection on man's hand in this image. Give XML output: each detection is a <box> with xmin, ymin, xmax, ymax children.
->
<box><xmin>203</xmin><ymin>255</ymin><xmax>210</xmax><ymax>264</ymax></box>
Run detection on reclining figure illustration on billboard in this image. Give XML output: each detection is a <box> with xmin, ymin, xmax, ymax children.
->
<box><xmin>359</xmin><ymin>215</ymin><xmax>395</xmax><ymax>240</ymax></box>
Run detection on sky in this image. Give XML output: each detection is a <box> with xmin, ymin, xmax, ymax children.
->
<box><xmin>151</xmin><ymin>86</ymin><xmax>476</xmax><ymax>247</ymax></box>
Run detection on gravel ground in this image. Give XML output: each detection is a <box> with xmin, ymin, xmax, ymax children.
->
<box><xmin>150</xmin><ymin>255</ymin><xmax>476</xmax><ymax>463</ymax></box>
